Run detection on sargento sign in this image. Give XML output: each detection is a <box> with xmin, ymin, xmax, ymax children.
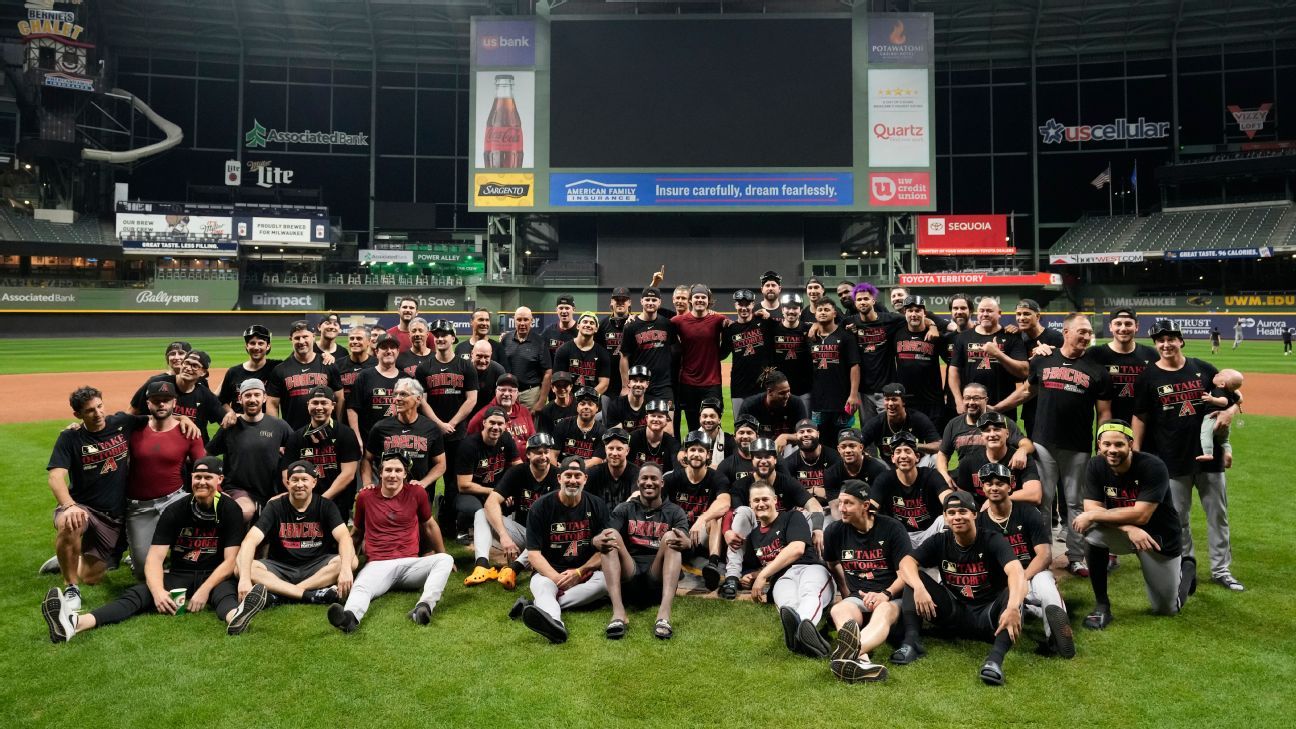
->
<box><xmin>917</xmin><ymin>215</ymin><xmax>1012</xmax><ymax>256</ymax></box>
<box><xmin>899</xmin><ymin>272</ymin><xmax>1062</xmax><ymax>287</ymax></box>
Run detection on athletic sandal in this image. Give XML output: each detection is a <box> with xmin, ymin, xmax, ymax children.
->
<box><xmin>654</xmin><ymin>619</ymin><xmax>674</xmax><ymax>640</ymax></box>
<box><xmin>779</xmin><ymin>607</ymin><xmax>801</xmax><ymax>653</ymax></box>
<box><xmin>719</xmin><ymin>576</ymin><xmax>739</xmax><ymax>600</ymax></box>
<box><xmin>979</xmin><ymin>659</ymin><xmax>1006</xmax><ymax>686</ymax></box>
<box><xmin>1083</xmin><ymin>606</ymin><xmax>1113</xmax><ymax>630</ymax></box>
<box><xmin>496</xmin><ymin>566</ymin><xmax>518</xmax><ymax>591</ymax></box>
<box><xmin>832</xmin><ymin>657</ymin><xmax>888</xmax><ymax>684</ymax></box>
<box><xmin>605</xmin><ymin>618</ymin><xmax>628</xmax><ymax>640</ymax></box>
<box><xmin>464</xmin><ymin>565</ymin><xmax>498</xmax><ymax>587</ymax></box>
<box><xmin>831</xmin><ymin>620</ymin><xmax>861</xmax><ymax>663</ymax></box>
<box><xmin>796</xmin><ymin>619</ymin><xmax>831</xmax><ymax>658</ymax></box>
<box><xmin>1044</xmin><ymin>605</ymin><xmax>1076</xmax><ymax>659</ymax></box>
<box><xmin>227</xmin><ymin>584</ymin><xmax>268</xmax><ymax>636</ymax></box>
<box><xmin>890</xmin><ymin>642</ymin><xmax>926</xmax><ymax>665</ymax></box>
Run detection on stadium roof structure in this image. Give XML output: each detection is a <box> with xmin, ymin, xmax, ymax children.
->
<box><xmin>4</xmin><ymin>1</ymin><xmax>1295</xmax><ymax>69</ymax></box>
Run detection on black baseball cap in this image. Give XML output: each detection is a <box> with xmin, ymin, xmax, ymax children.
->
<box><xmin>559</xmin><ymin>456</ymin><xmax>587</xmax><ymax>473</ymax></box>
<box><xmin>145</xmin><ymin>380</ymin><xmax>177</xmax><ymax>399</ymax></box>
<box><xmin>285</xmin><ymin>460</ymin><xmax>318</xmax><ymax>478</ymax></box>
<box><xmin>379</xmin><ymin>450</ymin><xmax>411</xmax><ymax>470</ymax></box>
<box><xmin>184</xmin><ymin>350</ymin><xmax>212</xmax><ymax>370</ymax></box>
<box><xmin>840</xmin><ymin>479</ymin><xmax>870</xmax><ymax>502</ymax></box>
<box><xmin>838</xmin><ymin>429</ymin><xmax>864</xmax><ymax>444</ymax></box>
<box><xmin>642</xmin><ymin>287</ymin><xmax>661</xmax><ymax>299</ymax></box>
<box><xmin>165</xmin><ymin>340</ymin><xmax>192</xmax><ymax>354</ymax></box>
<box><xmin>320</xmin><ymin>313</ymin><xmax>341</xmax><ymax>325</ymax></box>
<box><xmin>978</xmin><ymin>462</ymin><xmax>1013</xmax><ymax>485</ymax></box>
<box><xmin>192</xmin><ymin>455</ymin><xmax>224</xmax><ymax>475</ymax></box>
<box><xmin>760</xmin><ymin>270</ymin><xmax>782</xmax><ymax>284</ymax></box>
<box><xmin>481</xmin><ymin>406</ymin><xmax>508</xmax><ymax>421</ymax></box>
<box><xmin>943</xmin><ymin>491</ymin><xmax>977</xmax><ymax>512</ymax></box>
<box><xmin>601</xmin><ymin>428</ymin><xmax>631</xmax><ymax>444</ymax></box>
<box><xmin>977</xmin><ymin>411</ymin><xmax>1008</xmax><ymax>430</ymax></box>
<box><xmin>733</xmin><ymin>289</ymin><xmax>756</xmax><ymax>303</ymax></box>
<box><xmin>734</xmin><ymin>414</ymin><xmax>761</xmax><ymax>432</ymax></box>
<box><xmin>242</xmin><ymin>325</ymin><xmax>271</xmax><ymax>342</ymax></box>
<box><xmin>430</xmin><ymin>319</ymin><xmax>457</xmax><ymax>336</ymax></box>
<box><xmin>496</xmin><ymin>374</ymin><xmax>519</xmax><ymax>388</ymax></box>
<box><xmin>611</xmin><ymin>286</ymin><xmax>631</xmax><ymax>300</ymax></box>
<box><xmin>556</xmin><ymin>294</ymin><xmax>575</xmax><ymax>306</ymax></box>
<box><xmin>289</xmin><ymin>319</ymin><xmax>314</xmax><ymax>334</ymax></box>
<box><xmin>627</xmin><ymin>365</ymin><xmax>652</xmax><ymax>380</ymax></box>
<box><xmin>574</xmin><ymin>386</ymin><xmax>600</xmax><ymax>403</ymax></box>
<box><xmin>1150</xmin><ymin>319</ymin><xmax>1182</xmax><ymax>340</ymax></box>
<box><xmin>700</xmin><ymin>397</ymin><xmax>723</xmax><ymax>414</ymax></box>
<box><xmin>1016</xmin><ymin>298</ymin><xmax>1041</xmax><ymax>313</ymax></box>
<box><xmin>550</xmin><ymin>371</ymin><xmax>575</xmax><ymax>386</ymax></box>
<box><xmin>689</xmin><ymin>284</ymin><xmax>711</xmax><ymax>297</ymax></box>
<box><xmin>305</xmin><ymin>385</ymin><xmax>335</xmax><ymax>401</ymax></box>
<box><xmin>795</xmin><ymin>418</ymin><xmax>817</xmax><ymax>431</ymax></box>
<box><xmin>880</xmin><ymin>383</ymin><xmax>906</xmax><ymax>398</ymax></box>
<box><xmin>375</xmin><ymin>334</ymin><xmax>400</xmax><ymax>349</ymax></box>
<box><xmin>806</xmin><ymin>276</ymin><xmax>823</xmax><ymax>286</ymax></box>
<box><xmin>886</xmin><ymin>431</ymin><xmax>919</xmax><ymax>452</ymax></box>
<box><xmin>1110</xmin><ymin>307</ymin><xmax>1138</xmax><ymax>322</ymax></box>
<box><xmin>901</xmin><ymin>295</ymin><xmax>926</xmax><ymax>310</ymax></box>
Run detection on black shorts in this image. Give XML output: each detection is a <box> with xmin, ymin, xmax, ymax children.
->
<box><xmin>54</xmin><ymin>504</ymin><xmax>122</xmax><ymax>565</ymax></box>
<box><xmin>624</xmin><ymin>563</ymin><xmax>665</xmax><ymax>606</ymax></box>
<box><xmin>936</xmin><ymin>590</ymin><xmax>1011</xmax><ymax>641</ymax></box>
<box><xmin>259</xmin><ymin>554</ymin><xmax>336</xmax><ymax>585</ymax></box>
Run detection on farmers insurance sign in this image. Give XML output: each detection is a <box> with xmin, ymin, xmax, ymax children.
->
<box><xmin>917</xmin><ymin>215</ymin><xmax>1012</xmax><ymax>256</ymax></box>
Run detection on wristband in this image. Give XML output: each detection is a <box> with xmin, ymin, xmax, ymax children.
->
<box><xmin>575</xmin><ymin>567</ymin><xmax>583</xmax><ymax>578</ymax></box>
<box><xmin>810</xmin><ymin>511</ymin><xmax>825</xmax><ymax>530</ymax></box>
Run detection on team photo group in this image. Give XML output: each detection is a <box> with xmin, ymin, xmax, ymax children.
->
<box><xmin>39</xmin><ymin>270</ymin><xmax>1244</xmax><ymax>687</ymax></box>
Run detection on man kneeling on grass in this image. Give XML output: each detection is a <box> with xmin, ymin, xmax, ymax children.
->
<box><xmin>235</xmin><ymin>461</ymin><xmax>358</xmax><ymax>609</ymax></box>
<box><xmin>593</xmin><ymin>463</ymin><xmax>690</xmax><ymax>640</ymax></box>
<box><xmin>327</xmin><ymin>452</ymin><xmax>453</xmax><ymax>632</ymax></box>
<box><xmin>42</xmin><ymin>457</ymin><xmax>268</xmax><ymax>642</ymax></box>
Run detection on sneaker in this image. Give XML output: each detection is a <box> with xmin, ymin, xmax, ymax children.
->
<box><xmin>832</xmin><ymin>657</ymin><xmax>888</xmax><ymax>683</ymax></box>
<box><xmin>508</xmin><ymin>597</ymin><xmax>530</xmax><ymax>621</ymax></box>
<box><xmin>227</xmin><ymin>584</ymin><xmax>268</xmax><ymax>636</ymax></box>
<box><xmin>979</xmin><ymin>659</ymin><xmax>1006</xmax><ymax>686</ymax></box>
<box><xmin>1044</xmin><ymin>604</ymin><xmax>1075</xmax><ymax>659</ymax></box>
<box><xmin>1108</xmin><ymin>555</ymin><xmax>1120</xmax><ymax>571</ymax></box>
<box><xmin>497</xmin><ymin>566</ymin><xmax>517</xmax><ymax>591</ymax></box>
<box><xmin>778</xmin><ymin>607</ymin><xmax>801</xmax><ymax>653</ymax></box>
<box><xmin>122</xmin><ymin>554</ymin><xmax>133</xmax><ymax>570</ymax></box>
<box><xmin>41</xmin><ymin>587</ymin><xmax>77</xmax><ymax>643</ymax></box>
<box><xmin>1213</xmin><ymin>574</ymin><xmax>1245</xmax><ymax>592</ymax></box>
<box><xmin>719</xmin><ymin>575</ymin><xmax>739</xmax><ymax>600</ymax></box>
<box><xmin>521</xmin><ymin>604</ymin><xmax>568</xmax><ymax>644</ymax></box>
<box><xmin>702</xmin><ymin>559</ymin><xmax>723</xmax><ymax>592</ymax></box>
<box><xmin>1083</xmin><ymin>604</ymin><xmax>1113</xmax><ymax>630</ymax></box>
<box><xmin>831</xmin><ymin>620</ymin><xmax>861</xmax><ymax>663</ymax></box>
<box><xmin>304</xmin><ymin>586</ymin><xmax>339</xmax><ymax>605</ymax></box>
<box><xmin>890</xmin><ymin>642</ymin><xmax>925</xmax><ymax>665</ymax></box>
<box><xmin>409</xmin><ymin>601</ymin><xmax>433</xmax><ymax>626</ymax></box>
<box><xmin>464</xmin><ymin>565</ymin><xmax>498</xmax><ymax>587</ymax></box>
<box><xmin>796</xmin><ymin>619</ymin><xmax>831</xmax><ymax>658</ymax></box>
<box><xmin>63</xmin><ymin>585</ymin><xmax>82</xmax><ymax>613</ymax></box>
<box><xmin>327</xmin><ymin>603</ymin><xmax>359</xmax><ymax>633</ymax></box>
<box><xmin>1067</xmin><ymin>561</ymin><xmax>1090</xmax><ymax>577</ymax></box>
<box><xmin>39</xmin><ymin>555</ymin><xmax>60</xmax><ymax>575</ymax></box>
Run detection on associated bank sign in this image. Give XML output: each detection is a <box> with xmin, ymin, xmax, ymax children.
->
<box><xmin>245</xmin><ymin>119</ymin><xmax>369</xmax><ymax>148</ymax></box>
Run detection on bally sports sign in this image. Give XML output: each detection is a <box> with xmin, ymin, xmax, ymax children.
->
<box><xmin>917</xmin><ymin>215</ymin><xmax>1013</xmax><ymax>256</ymax></box>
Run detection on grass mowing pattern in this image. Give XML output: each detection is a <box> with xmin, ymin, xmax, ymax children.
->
<box><xmin>4</xmin><ymin>414</ymin><xmax>1294</xmax><ymax>726</ymax></box>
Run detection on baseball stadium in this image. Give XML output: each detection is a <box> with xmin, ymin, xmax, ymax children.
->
<box><xmin>3</xmin><ymin>1</ymin><xmax>1295</xmax><ymax>726</ymax></box>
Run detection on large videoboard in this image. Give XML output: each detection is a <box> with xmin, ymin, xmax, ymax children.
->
<box><xmin>468</xmin><ymin>8</ymin><xmax>935</xmax><ymax>213</ymax></box>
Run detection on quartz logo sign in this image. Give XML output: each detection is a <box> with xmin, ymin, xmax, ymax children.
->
<box><xmin>1038</xmin><ymin>117</ymin><xmax>1169</xmax><ymax>144</ymax></box>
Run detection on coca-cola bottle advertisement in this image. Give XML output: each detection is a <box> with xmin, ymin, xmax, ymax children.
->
<box><xmin>476</xmin><ymin>71</ymin><xmax>534</xmax><ymax>169</ymax></box>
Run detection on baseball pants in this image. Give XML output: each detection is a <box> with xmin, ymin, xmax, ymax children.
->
<box><xmin>1034</xmin><ymin>444</ymin><xmax>1089</xmax><ymax>562</ymax></box>
<box><xmin>1085</xmin><ymin>526</ymin><xmax>1182</xmax><ymax>615</ymax></box>
<box><xmin>125</xmin><ymin>490</ymin><xmax>187</xmax><ymax>580</ymax></box>
<box><xmin>1169</xmin><ymin>469</ymin><xmax>1232</xmax><ymax>578</ymax></box>
<box><xmin>529</xmin><ymin>570</ymin><xmax>609</xmax><ymax>622</ymax></box>
<box><xmin>472</xmin><ymin>510</ymin><xmax>530</xmax><ymax>567</ymax></box>
<box><xmin>724</xmin><ymin>506</ymin><xmax>816</xmax><ymax>577</ymax></box>
<box><xmin>772</xmin><ymin>563</ymin><xmax>833</xmax><ymax>624</ymax></box>
<box><xmin>906</xmin><ymin>516</ymin><xmax>946</xmax><ymax>550</ymax></box>
<box><xmin>1023</xmin><ymin>571</ymin><xmax>1066</xmax><ymax>639</ymax></box>
<box><xmin>343</xmin><ymin>553</ymin><xmax>454</xmax><ymax>622</ymax></box>
<box><xmin>902</xmin><ymin>571</ymin><xmax>1018</xmax><ymax>666</ymax></box>
<box><xmin>677</xmin><ymin>383</ymin><xmax>723</xmax><ymax>434</ymax></box>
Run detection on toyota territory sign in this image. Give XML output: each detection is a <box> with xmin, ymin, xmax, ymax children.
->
<box><xmin>917</xmin><ymin>214</ymin><xmax>1012</xmax><ymax>256</ymax></box>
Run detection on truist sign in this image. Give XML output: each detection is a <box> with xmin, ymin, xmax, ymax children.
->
<box><xmin>1228</xmin><ymin>104</ymin><xmax>1272</xmax><ymax>139</ymax></box>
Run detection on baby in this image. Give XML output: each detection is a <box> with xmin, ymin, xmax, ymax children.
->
<box><xmin>1197</xmin><ymin>368</ymin><xmax>1243</xmax><ymax>462</ymax></box>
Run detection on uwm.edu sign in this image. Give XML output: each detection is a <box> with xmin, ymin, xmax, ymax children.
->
<box><xmin>917</xmin><ymin>215</ymin><xmax>1012</xmax><ymax>256</ymax></box>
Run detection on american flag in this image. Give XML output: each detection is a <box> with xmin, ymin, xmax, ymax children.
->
<box><xmin>1090</xmin><ymin>164</ymin><xmax>1112</xmax><ymax>189</ymax></box>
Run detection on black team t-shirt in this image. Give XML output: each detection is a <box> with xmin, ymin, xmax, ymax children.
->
<box><xmin>893</xmin><ymin>329</ymin><xmax>946</xmax><ymax>408</ymax></box>
<box><xmin>282</xmin><ymin>422</ymin><xmax>362</xmax><ymax>507</ymax></box>
<box><xmin>266</xmin><ymin>357</ymin><xmax>343</xmax><ymax>430</ymax></box>
<box><xmin>455</xmin><ymin>433</ymin><xmax>520</xmax><ymax>491</ymax></box>
<box><xmin>416</xmin><ymin>355</ymin><xmax>479</xmax><ymax>442</ymax></box>
<box><xmin>912</xmin><ymin>527</ymin><xmax>1016</xmax><ymax>606</ymax></box>
<box><xmin>742</xmin><ymin>509</ymin><xmax>821</xmax><ymax>577</ymax></box>
<box><xmin>768</xmin><ymin>321</ymin><xmax>812</xmax><ymax>396</ymax></box>
<box><xmin>620</xmin><ymin>316</ymin><xmax>677</xmax><ymax>398</ymax></box>
<box><xmin>494</xmin><ymin>463</ymin><xmax>558</xmax><ymax>523</ymax></box>
<box><xmin>860</xmin><ymin>411</ymin><xmax>941</xmax><ymax>462</ymax></box>
<box><xmin>949</xmin><ymin>329</ymin><xmax>1029</xmax><ymax>418</ymax></box>
<box><xmin>130</xmin><ymin>375</ymin><xmax>226</xmax><ymax>441</ymax></box>
<box><xmin>724</xmin><ymin>318</ymin><xmax>772</xmax><ymax>400</ymax></box>
<box><xmin>525</xmin><ymin>491</ymin><xmax>610</xmax><ymax>570</ymax></box>
<box><xmin>207</xmin><ymin>416</ymin><xmax>294</xmax><ymax>503</ymax></box>
<box><xmin>662</xmin><ymin>468</ymin><xmax>730</xmax><ymax>526</ymax></box>
<box><xmin>1028</xmin><ymin>351</ymin><xmax>1111</xmax><ymax>452</ymax></box>
<box><xmin>628</xmin><ymin>430</ymin><xmax>680</xmax><ymax>471</ymax></box>
<box><xmin>551</xmin><ymin>416</ymin><xmax>605</xmax><ymax>461</ymax></box>
<box><xmin>870</xmin><ymin>467</ymin><xmax>948</xmax><ymax>533</ymax></box>
<box><xmin>824</xmin><ymin>514</ymin><xmax>912</xmax><ymax>594</ymax></box>
<box><xmin>152</xmin><ymin>495</ymin><xmax>245</xmax><ymax>574</ymax></box>
<box><xmin>1088</xmin><ymin>343</ymin><xmax>1157</xmax><ymax>425</ymax></box>
<box><xmin>781</xmin><ymin>448</ymin><xmax>843</xmax><ymax>502</ymax></box>
<box><xmin>1133</xmin><ymin>358</ymin><xmax>1223</xmax><ymax>475</ymax></box>
<box><xmin>954</xmin><ymin>446</ymin><xmax>1041</xmax><ymax>508</ymax></box>
<box><xmin>847</xmin><ymin>311</ymin><xmax>906</xmax><ymax>394</ymax></box>
<box><xmin>809</xmin><ymin>327</ymin><xmax>860</xmax><ymax>412</ymax></box>
<box><xmin>940</xmin><ymin>416</ymin><xmax>1024</xmax><ymax>463</ymax></box>
<box><xmin>335</xmin><ymin>355</ymin><xmax>377</xmax><ymax>405</ymax></box>
<box><xmin>347</xmin><ymin>367</ymin><xmax>403</xmax><ymax>440</ymax></box>
<box><xmin>255</xmin><ymin>494</ymin><xmax>344</xmax><ymax>564</ymax></box>
<box><xmin>219</xmin><ymin>360</ymin><xmax>283</xmax><ymax>410</ymax></box>
<box><xmin>605</xmin><ymin>396</ymin><xmax>647</xmax><ymax>433</ymax></box>
<box><xmin>395</xmin><ymin>349</ymin><xmax>436</xmax><ymax>378</ymax></box>
<box><xmin>976</xmin><ymin>503</ymin><xmax>1050</xmax><ymax>570</ymax></box>
<box><xmin>1084</xmin><ymin>452</ymin><xmax>1183</xmax><ymax>557</ymax></box>
<box><xmin>609</xmin><ymin>499</ymin><xmax>690</xmax><ymax>560</ymax></box>
<box><xmin>47</xmin><ymin>412</ymin><xmax>141</xmax><ymax>517</ymax></box>
<box><xmin>738</xmin><ymin>393</ymin><xmax>808</xmax><ymax>442</ymax></box>
<box><xmin>822</xmin><ymin>458</ymin><xmax>889</xmax><ymax>501</ymax></box>
<box><xmin>365</xmin><ymin>415</ymin><xmax>445</xmax><ymax>483</ymax></box>
<box><xmin>553</xmin><ymin>340</ymin><xmax>611</xmax><ymax>391</ymax></box>
<box><xmin>597</xmin><ymin>315</ymin><xmax>629</xmax><ymax>396</ymax></box>
<box><xmin>584</xmin><ymin>463</ymin><xmax>640</xmax><ymax>505</ymax></box>
<box><xmin>728</xmin><ymin>472</ymin><xmax>813</xmax><ymax>511</ymax></box>
<box><xmin>537</xmin><ymin>400</ymin><xmax>577</xmax><ymax>436</ymax></box>
<box><xmin>542</xmin><ymin>323</ymin><xmax>578</xmax><ymax>359</ymax></box>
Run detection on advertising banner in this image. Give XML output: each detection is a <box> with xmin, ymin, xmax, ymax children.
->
<box><xmin>239</xmin><ymin>291</ymin><xmax>323</xmax><ymax>311</ymax></box>
<box><xmin>549</xmin><ymin>173</ymin><xmax>853</xmax><ymax>208</ymax></box>
<box><xmin>472</xmin><ymin>19</ymin><xmax>536</xmax><ymax>67</ymax></box>
<box><xmin>236</xmin><ymin>216</ymin><xmax>330</xmax><ymax>245</ymax></box>
<box><xmin>868</xmin><ymin>172</ymin><xmax>931</xmax><ymax>207</ymax></box>
<box><xmin>917</xmin><ymin>215</ymin><xmax>1011</xmax><ymax>255</ymax></box>
<box><xmin>868</xmin><ymin>68</ymin><xmax>930</xmax><ymax>167</ymax></box>
<box><xmin>116</xmin><ymin>212</ymin><xmax>233</xmax><ymax>239</ymax></box>
<box><xmin>387</xmin><ymin>291</ymin><xmax>464</xmax><ymax>311</ymax></box>
<box><xmin>1164</xmin><ymin>247</ymin><xmax>1273</xmax><ymax>260</ymax></box>
<box><xmin>475</xmin><ymin>70</ymin><xmax>534</xmax><ymax>171</ymax></box>
<box><xmin>1228</xmin><ymin>103</ymin><xmax>1272</xmax><ymax>139</ymax></box>
<box><xmin>1051</xmin><ymin>252</ymin><xmax>1146</xmax><ymax>265</ymax></box>
<box><xmin>867</xmin><ymin>13</ymin><xmax>932</xmax><ymax>64</ymax></box>
<box><xmin>473</xmin><ymin>173</ymin><xmax>535</xmax><ymax>207</ymax></box>
<box><xmin>359</xmin><ymin>249</ymin><xmax>414</xmax><ymax>264</ymax></box>
<box><xmin>122</xmin><ymin>239</ymin><xmax>239</xmax><ymax>257</ymax></box>
<box><xmin>898</xmin><ymin>272</ymin><xmax>1062</xmax><ymax>287</ymax></box>
<box><xmin>0</xmin><ymin>280</ymin><xmax>238</xmax><ymax>311</ymax></box>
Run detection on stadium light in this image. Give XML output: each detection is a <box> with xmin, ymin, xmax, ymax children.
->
<box><xmin>23</xmin><ymin>163</ymin><xmax>31</xmax><ymax>170</ymax></box>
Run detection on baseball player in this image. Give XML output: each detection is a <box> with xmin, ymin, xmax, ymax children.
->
<box><xmin>551</xmin><ymin>387</ymin><xmax>605</xmax><ymax>467</ymax></box>
<box><xmin>671</xmin><ymin>284</ymin><xmax>730</xmax><ymax>432</ymax></box>
<box><xmin>454</xmin><ymin>406</ymin><xmax>522</xmax><ymax>537</ymax></box>
<box><xmin>387</xmin><ymin>296</ymin><xmax>418</xmax><ymax>352</ymax></box>
<box><xmin>542</xmin><ymin>293</ymin><xmax>579</xmax><ymax>358</ymax></box>
<box><xmin>821</xmin><ymin>429</ymin><xmax>889</xmax><ymax>510</ymax></box>
<box><xmin>724</xmin><ymin>289</ymin><xmax>772</xmax><ymax>412</ymax></box>
<box><xmin>347</xmin><ymin>333</ymin><xmax>404</xmax><ymax>444</ymax></box>
<box><xmin>464</xmin><ymin>433</ymin><xmax>557</xmax><ymax>590</ymax></box>
<box><xmin>207</xmin><ymin>378</ymin><xmax>293</xmax><ymax>523</ymax></box>
<box><xmin>584</xmin><ymin>428</ymin><xmax>640</xmax><ymax>505</ymax></box>
<box><xmin>947</xmin><ymin>298</ymin><xmax>1029</xmax><ymax>421</ymax></box>
<box><xmin>361</xmin><ymin>378</ymin><xmax>446</xmax><ymax>497</ymax></box>
<box><xmin>553</xmin><ymin>312</ymin><xmax>611</xmax><ymax>394</ymax></box>
<box><xmin>280</xmin><ymin>385</ymin><xmax>362</xmax><ymax>521</ymax></box>
<box><xmin>218</xmin><ymin>325</ymin><xmax>282</xmax><ymax>411</ymax></box>
<box><xmin>395</xmin><ymin>318</ymin><xmax>435</xmax><ymax>377</ymax></box>
<box><xmin>605</xmin><ymin>365</ymin><xmax>651</xmax><ymax>433</ymax></box>
<box><xmin>627</xmin><ymin>400</ymin><xmax>679</xmax><ymax>470</ymax></box>
<box><xmin>782</xmin><ymin>418</ymin><xmax>842</xmax><ymax>517</ymax></box>
<box><xmin>663</xmin><ymin>430</ymin><xmax>732</xmax><ymax>591</ymax></box>
<box><xmin>953</xmin><ymin>412</ymin><xmax>1043</xmax><ymax>508</ymax></box>
<box><xmin>868</xmin><ymin>432</ymin><xmax>952</xmax><ymax>548</ymax></box>
<box><xmin>455</xmin><ymin>307</ymin><xmax>504</xmax><ymax>364</ymax></box>
<box><xmin>619</xmin><ymin>287</ymin><xmax>678</xmax><ymax>403</ymax></box>
<box><xmin>1087</xmin><ymin>308</ymin><xmax>1157</xmax><ymax>424</ymax></box>
<box><xmin>265</xmin><ymin>320</ymin><xmax>343</xmax><ymax>430</ymax></box>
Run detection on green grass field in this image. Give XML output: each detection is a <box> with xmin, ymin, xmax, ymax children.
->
<box><xmin>4</xmin><ymin>413</ymin><xmax>1294</xmax><ymax>726</ymax></box>
<box><xmin>0</xmin><ymin>336</ymin><xmax>1292</xmax><ymax>376</ymax></box>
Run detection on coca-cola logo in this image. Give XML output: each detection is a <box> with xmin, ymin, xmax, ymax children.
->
<box><xmin>136</xmin><ymin>290</ymin><xmax>201</xmax><ymax>306</ymax></box>
<box><xmin>478</xmin><ymin>183</ymin><xmax>530</xmax><ymax>198</ymax></box>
